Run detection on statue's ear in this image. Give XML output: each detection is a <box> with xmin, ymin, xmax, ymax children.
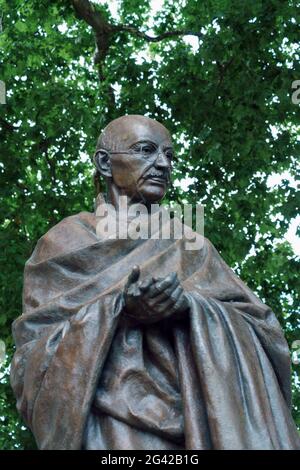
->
<box><xmin>94</xmin><ymin>149</ymin><xmax>112</xmax><ymax>178</ymax></box>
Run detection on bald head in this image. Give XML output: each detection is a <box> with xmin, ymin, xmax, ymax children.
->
<box><xmin>96</xmin><ymin>115</ymin><xmax>171</xmax><ymax>152</ymax></box>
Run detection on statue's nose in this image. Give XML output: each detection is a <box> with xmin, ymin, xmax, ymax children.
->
<box><xmin>155</xmin><ymin>152</ymin><xmax>170</xmax><ymax>168</ymax></box>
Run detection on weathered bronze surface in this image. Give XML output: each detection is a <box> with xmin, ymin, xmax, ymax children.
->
<box><xmin>10</xmin><ymin>115</ymin><xmax>300</xmax><ymax>449</ymax></box>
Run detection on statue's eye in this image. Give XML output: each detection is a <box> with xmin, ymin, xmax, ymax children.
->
<box><xmin>131</xmin><ymin>143</ymin><xmax>155</xmax><ymax>155</ymax></box>
<box><xmin>141</xmin><ymin>144</ymin><xmax>155</xmax><ymax>154</ymax></box>
<box><xmin>165</xmin><ymin>150</ymin><xmax>174</xmax><ymax>160</ymax></box>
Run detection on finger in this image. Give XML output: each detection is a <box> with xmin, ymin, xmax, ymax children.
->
<box><xmin>172</xmin><ymin>291</ymin><xmax>189</xmax><ymax>313</ymax></box>
<box><xmin>124</xmin><ymin>265</ymin><xmax>140</xmax><ymax>292</ymax></box>
<box><xmin>147</xmin><ymin>282</ymin><xmax>182</xmax><ymax>304</ymax></box>
<box><xmin>152</xmin><ymin>296</ymin><xmax>177</xmax><ymax>315</ymax></box>
<box><xmin>139</xmin><ymin>278</ymin><xmax>154</xmax><ymax>292</ymax></box>
<box><xmin>146</xmin><ymin>272</ymin><xmax>179</xmax><ymax>298</ymax></box>
<box><xmin>153</xmin><ymin>288</ymin><xmax>185</xmax><ymax>315</ymax></box>
<box><xmin>148</xmin><ymin>286</ymin><xmax>183</xmax><ymax>309</ymax></box>
<box><xmin>152</xmin><ymin>276</ymin><xmax>163</xmax><ymax>283</ymax></box>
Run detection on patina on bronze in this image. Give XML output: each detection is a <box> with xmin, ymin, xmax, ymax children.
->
<box><xmin>10</xmin><ymin>115</ymin><xmax>300</xmax><ymax>449</ymax></box>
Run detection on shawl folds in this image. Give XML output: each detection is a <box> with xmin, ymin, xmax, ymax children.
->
<box><xmin>10</xmin><ymin>206</ymin><xmax>300</xmax><ymax>450</ymax></box>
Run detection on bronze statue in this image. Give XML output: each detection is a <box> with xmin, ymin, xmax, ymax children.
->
<box><xmin>10</xmin><ymin>115</ymin><xmax>300</xmax><ymax>449</ymax></box>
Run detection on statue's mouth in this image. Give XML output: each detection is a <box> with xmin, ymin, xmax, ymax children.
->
<box><xmin>144</xmin><ymin>172</ymin><xmax>169</xmax><ymax>182</ymax></box>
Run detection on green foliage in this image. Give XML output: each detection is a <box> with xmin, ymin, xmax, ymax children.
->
<box><xmin>0</xmin><ymin>0</ymin><xmax>299</xmax><ymax>448</ymax></box>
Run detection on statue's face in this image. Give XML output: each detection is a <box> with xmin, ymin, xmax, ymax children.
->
<box><xmin>108</xmin><ymin>118</ymin><xmax>173</xmax><ymax>203</ymax></box>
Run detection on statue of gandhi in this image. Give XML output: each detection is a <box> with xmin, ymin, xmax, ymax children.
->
<box><xmin>10</xmin><ymin>114</ymin><xmax>300</xmax><ymax>450</ymax></box>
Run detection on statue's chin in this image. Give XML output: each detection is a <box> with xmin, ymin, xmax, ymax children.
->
<box><xmin>137</xmin><ymin>180</ymin><xmax>167</xmax><ymax>204</ymax></box>
<box><xmin>114</xmin><ymin>180</ymin><xmax>167</xmax><ymax>204</ymax></box>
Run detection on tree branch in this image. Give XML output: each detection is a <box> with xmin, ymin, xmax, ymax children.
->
<box><xmin>71</xmin><ymin>0</ymin><xmax>115</xmax><ymax>109</ymax></box>
<box><xmin>72</xmin><ymin>0</ymin><xmax>112</xmax><ymax>34</ymax></box>
<box><xmin>113</xmin><ymin>25</ymin><xmax>203</xmax><ymax>43</ymax></box>
<box><xmin>71</xmin><ymin>0</ymin><xmax>203</xmax><ymax>62</ymax></box>
<box><xmin>71</xmin><ymin>0</ymin><xmax>202</xmax><ymax>114</ymax></box>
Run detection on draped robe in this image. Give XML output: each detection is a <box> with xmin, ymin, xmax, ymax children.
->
<box><xmin>10</xmin><ymin>199</ymin><xmax>300</xmax><ymax>450</ymax></box>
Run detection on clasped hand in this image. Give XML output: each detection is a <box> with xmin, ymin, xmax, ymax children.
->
<box><xmin>123</xmin><ymin>265</ymin><xmax>189</xmax><ymax>324</ymax></box>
